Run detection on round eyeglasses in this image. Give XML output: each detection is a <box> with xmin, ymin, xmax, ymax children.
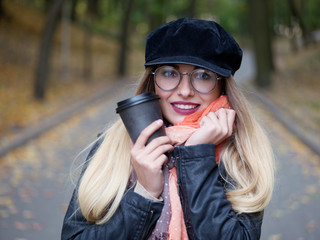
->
<box><xmin>152</xmin><ymin>66</ymin><xmax>221</xmax><ymax>94</ymax></box>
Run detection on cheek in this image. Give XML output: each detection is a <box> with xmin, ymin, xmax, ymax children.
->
<box><xmin>156</xmin><ymin>92</ymin><xmax>170</xmax><ymax>109</ymax></box>
<box><xmin>155</xmin><ymin>86</ymin><xmax>170</xmax><ymax>102</ymax></box>
<box><xmin>155</xmin><ymin>88</ymin><xmax>172</xmax><ymax>113</ymax></box>
<box><xmin>159</xmin><ymin>98</ymin><xmax>168</xmax><ymax>114</ymax></box>
<box><xmin>209</xmin><ymin>82</ymin><xmax>222</xmax><ymax>100</ymax></box>
<box><xmin>199</xmin><ymin>84</ymin><xmax>222</xmax><ymax>108</ymax></box>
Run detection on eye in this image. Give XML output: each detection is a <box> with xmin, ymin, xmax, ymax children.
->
<box><xmin>158</xmin><ymin>67</ymin><xmax>178</xmax><ymax>78</ymax></box>
<box><xmin>193</xmin><ymin>70</ymin><xmax>214</xmax><ymax>81</ymax></box>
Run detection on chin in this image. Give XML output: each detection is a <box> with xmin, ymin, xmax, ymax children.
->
<box><xmin>173</xmin><ymin>116</ymin><xmax>186</xmax><ymax>124</ymax></box>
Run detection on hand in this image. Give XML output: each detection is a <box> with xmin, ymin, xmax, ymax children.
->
<box><xmin>130</xmin><ymin>119</ymin><xmax>173</xmax><ymax>198</ymax></box>
<box><xmin>185</xmin><ymin>108</ymin><xmax>236</xmax><ymax>146</ymax></box>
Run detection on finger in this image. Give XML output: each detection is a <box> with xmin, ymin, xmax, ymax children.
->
<box><xmin>149</xmin><ymin>142</ymin><xmax>173</xmax><ymax>159</ymax></box>
<box><xmin>147</xmin><ymin>134</ymin><xmax>172</xmax><ymax>148</ymax></box>
<box><xmin>135</xmin><ymin>119</ymin><xmax>163</xmax><ymax>147</ymax></box>
<box><xmin>200</xmin><ymin>112</ymin><xmax>218</xmax><ymax>127</ymax></box>
<box><xmin>155</xmin><ymin>153</ymin><xmax>170</xmax><ymax>167</ymax></box>
<box><xmin>216</xmin><ymin>108</ymin><xmax>227</xmax><ymax>122</ymax></box>
<box><xmin>215</xmin><ymin>109</ymin><xmax>229</xmax><ymax>135</ymax></box>
<box><xmin>225</xmin><ymin>109</ymin><xmax>236</xmax><ymax>136</ymax></box>
<box><xmin>144</xmin><ymin>137</ymin><xmax>173</xmax><ymax>157</ymax></box>
<box><xmin>148</xmin><ymin>135</ymin><xmax>172</xmax><ymax>146</ymax></box>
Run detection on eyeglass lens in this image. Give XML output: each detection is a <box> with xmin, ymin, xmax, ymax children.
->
<box><xmin>154</xmin><ymin>66</ymin><xmax>218</xmax><ymax>93</ymax></box>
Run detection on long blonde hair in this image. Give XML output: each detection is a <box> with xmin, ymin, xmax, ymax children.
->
<box><xmin>77</xmin><ymin>67</ymin><xmax>274</xmax><ymax>224</ymax></box>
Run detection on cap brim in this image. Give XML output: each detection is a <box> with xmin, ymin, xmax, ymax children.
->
<box><xmin>144</xmin><ymin>56</ymin><xmax>232</xmax><ymax>77</ymax></box>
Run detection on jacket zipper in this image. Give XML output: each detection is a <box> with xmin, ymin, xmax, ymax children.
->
<box><xmin>178</xmin><ymin>180</ymin><xmax>188</xmax><ymax>224</ymax></box>
<box><xmin>141</xmin><ymin>210</ymin><xmax>154</xmax><ymax>240</ymax></box>
<box><xmin>176</xmin><ymin>155</ymin><xmax>188</xmax><ymax>223</ymax></box>
<box><xmin>177</xmin><ymin>156</ymin><xmax>195</xmax><ymax>240</ymax></box>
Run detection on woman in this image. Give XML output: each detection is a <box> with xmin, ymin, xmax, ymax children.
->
<box><xmin>62</xmin><ymin>18</ymin><xmax>274</xmax><ymax>240</ymax></box>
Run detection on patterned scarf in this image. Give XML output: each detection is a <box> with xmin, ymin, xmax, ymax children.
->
<box><xmin>148</xmin><ymin>95</ymin><xmax>230</xmax><ymax>240</ymax></box>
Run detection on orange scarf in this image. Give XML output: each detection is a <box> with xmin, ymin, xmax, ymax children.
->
<box><xmin>165</xmin><ymin>95</ymin><xmax>230</xmax><ymax>240</ymax></box>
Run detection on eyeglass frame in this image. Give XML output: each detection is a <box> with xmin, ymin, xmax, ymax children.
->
<box><xmin>151</xmin><ymin>65</ymin><xmax>222</xmax><ymax>94</ymax></box>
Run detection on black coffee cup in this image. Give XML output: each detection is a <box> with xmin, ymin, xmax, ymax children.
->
<box><xmin>116</xmin><ymin>92</ymin><xmax>165</xmax><ymax>144</ymax></box>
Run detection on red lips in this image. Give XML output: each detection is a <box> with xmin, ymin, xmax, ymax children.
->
<box><xmin>171</xmin><ymin>101</ymin><xmax>200</xmax><ymax>115</ymax></box>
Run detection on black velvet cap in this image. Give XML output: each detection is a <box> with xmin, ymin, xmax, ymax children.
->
<box><xmin>144</xmin><ymin>18</ymin><xmax>243</xmax><ymax>77</ymax></box>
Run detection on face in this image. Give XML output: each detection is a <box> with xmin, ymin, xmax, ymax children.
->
<box><xmin>154</xmin><ymin>64</ymin><xmax>222</xmax><ymax>124</ymax></box>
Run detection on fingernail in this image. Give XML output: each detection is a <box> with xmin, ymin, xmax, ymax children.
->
<box><xmin>156</xmin><ymin>119</ymin><xmax>163</xmax><ymax>125</ymax></box>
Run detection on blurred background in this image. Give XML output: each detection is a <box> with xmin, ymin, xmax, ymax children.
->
<box><xmin>0</xmin><ymin>0</ymin><xmax>320</xmax><ymax>239</ymax></box>
<box><xmin>0</xmin><ymin>0</ymin><xmax>319</xmax><ymax>140</ymax></box>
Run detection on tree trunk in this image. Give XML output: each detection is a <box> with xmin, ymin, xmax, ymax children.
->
<box><xmin>248</xmin><ymin>0</ymin><xmax>274</xmax><ymax>88</ymax></box>
<box><xmin>185</xmin><ymin>0</ymin><xmax>197</xmax><ymax>18</ymax></box>
<box><xmin>61</xmin><ymin>0</ymin><xmax>71</xmax><ymax>81</ymax></box>
<box><xmin>147</xmin><ymin>0</ymin><xmax>166</xmax><ymax>35</ymax></box>
<box><xmin>118</xmin><ymin>0</ymin><xmax>135</xmax><ymax>76</ymax></box>
<box><xmin>87</xmin><ymin>0</ymin><xmax>100</xmax><ymax>19</ymax></box>
<box><xmin>82</xmin><ymin>0</ymin><xmax>98</xmax><ymax>81</ymax></box>
<box><xmin>82</xmin><ymin>19</ymin><xmax>92</xmax><ymax>81</ymax></box>
<box><xmin>70</xmin><ymin>0</ymin><xmax>79</xmax><ymax>21</ymax></box>
<box><xmin>287</xmin><ymin>0</ymin><xmax>311</xmax><ymax>47</ymax></box>
<box><xmin>0</xmin><ymin>0</ymin><xmax>4</xmax><ymax>18</ymax></box>
<box><xmin>45</xmin><ymin>0</ymin><xmax>55</xmax><ymax>13</ymax></box>
<box><xmin>34</xmin><ymin>0</ymin><xmax>64</xmax><ymax>100</ymax></box>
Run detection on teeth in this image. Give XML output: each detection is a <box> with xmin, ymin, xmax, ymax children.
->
<box><xmin>174</xmin><ymin>104</ymin><xmax>198</xmax><ymax>109</ymax></box>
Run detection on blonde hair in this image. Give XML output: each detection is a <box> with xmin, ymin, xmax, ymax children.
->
<box><xmin>220</xmin><ymin>78</ymin><xmax>274</xmax><ymax>213</ymax></box>
<box><xmin>77</xmin><ymin>67</ymin><xmax>274</xmax><ymax>224</ymax></box>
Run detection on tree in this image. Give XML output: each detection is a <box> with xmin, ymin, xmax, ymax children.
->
<box><xmin>82</xmin><ymin>0</ymin><xmax>100</xmax><ymax>80</ymax></box>
<box><xmin>61</xmin><ymin>0</ymin><xmax>72</xmax><ymax>81</ymax></box>
<box><xmin>0</xmin><ymin>0</ymin><xmax>4</xmax><ymax>18</ymax></box>
<box><xmin>248</xmin><ymin>0</ymin><xmax>274</xmax><ymax>88</ymax></box>
<box><xmin>118</xmin><ymin>0</ymin><xmax>135</xmax><ymax>76</ymax></box>
<box><xmin>87</xmin><ymin>0</ymin><xmax>100</xmax><ymax>19</ymax></box>
<box><xmin>70</xmin><ymin>0</ymin><xmax>79</xmax><ymax>21</ymax></box>
<box><xmin>45</xmin><ymin>0</ymin><xmax>55</xmax><ymax>13</ymax></box>
<box><xmin>34</xmin><ymin>0</ymin><xmax>64</xmax><ymax>100</ymax></box>
<box><xmin>287</xmin><ymin>0</ymin><xmax>312</xmax><ymax>47</ymax></box>
<box><xmin>185</xmin><ymin>0</ymin><xmax>197</xmax><ymax>18</ymax></box>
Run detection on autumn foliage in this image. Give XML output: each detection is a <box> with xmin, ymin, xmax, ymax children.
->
<box><xmin>0</xmin><ymin>1</ymin><xmax>144</xmax><ymax>140</ymax></box>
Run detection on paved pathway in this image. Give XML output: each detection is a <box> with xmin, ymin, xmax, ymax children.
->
<box><xmin>251</xmin><ymin>99</ymin><xmax>320</xmax><ymax>240</ymax></box>
<box><xmin>1</xmin><ymin>52</ymin><xmax>320</xmax><ymax>239</ymax></box>
<box><xmin>0</xmin><ymin>80</ymin><xmax>135</xmax><ymax>240</ymax></box>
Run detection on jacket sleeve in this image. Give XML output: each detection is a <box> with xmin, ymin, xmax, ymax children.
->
<box><xmin>61</xmin><ymin>138</ymin><xmax>164</xmax><ymax>240</ymax></box>
<box><xmin>174</xmin><ymin>144</ymin><xmax>263</xmax><ymax>240</ymax></box>
<box><xmin>61</xmin><ymin>188</ymin><xmax>163</xmax><ymax>240</ymax></box>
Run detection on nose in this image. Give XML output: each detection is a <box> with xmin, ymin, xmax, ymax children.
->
<box><xmin>177</xmin><ymin>73</ymin><xmax>194</xmax><ymax>97</ymax></box>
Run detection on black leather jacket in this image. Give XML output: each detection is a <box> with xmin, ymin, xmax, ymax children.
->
<box><xmin>61</xmin><ymin>143</ymin><xmax>263</xmax><ymax>240</ymax></box>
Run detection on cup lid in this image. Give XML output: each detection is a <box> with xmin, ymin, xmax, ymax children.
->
<box><xmin>116</xmin><ymin>92</ymin><xmax>160</xmax><ymax>113</ymax></box>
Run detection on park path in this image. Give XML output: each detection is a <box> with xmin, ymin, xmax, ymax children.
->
<box><xmin>0</xmin><ymin>51</ymin><xmax>320</xmax><ymax>240</ymax></box>
<box><xmin>0</xmin><ymin>80</ymin><xmax>135</xmax><ymax>240</ymax></box>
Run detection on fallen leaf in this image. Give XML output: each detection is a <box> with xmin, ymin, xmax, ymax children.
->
<box><xmin>43</xmin><ymin>190</ymin><xmax>55</xmax><ymax>199</ymax></box>
<box><xmin>306</xmin><ymin>220</ymin><xmax>318</xmax><ymax>232</ymax></box>
<box><xmin>305</xmin><ymin>185</ymin><xmax>317</xmax><ymax>195</ymax></box>
<box><xmin>268</xmin><ymin>234</ymin><xmax>282</xmax><ymax>240</ymax></box>
<box><xmin>22</xmin><ymin>210</ymin><xmax>34</xmax><ymax>219</ymax></box>
<box><xmin>271</xmin><ymin>209</ymin><xmax>284</xmax><ymax>218</ymax></box>
<box><xmin>14</xmin><ymin>221</ymin><xmax>27</xmax><ymax>231</ymax></box>
<box><xmin>300</xmin><ymin>195</ymin><xmax>310</xmax><ymax>204</ymax></box>
<box><xmin>32</xmin><ymin>222</ymin><xmax>43</xmax><ymax>231</ymax></box>
<box><xmin>288</xmin><ymin>201</ymin><xmax>299</xmax><ymax>210</ymax></box>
